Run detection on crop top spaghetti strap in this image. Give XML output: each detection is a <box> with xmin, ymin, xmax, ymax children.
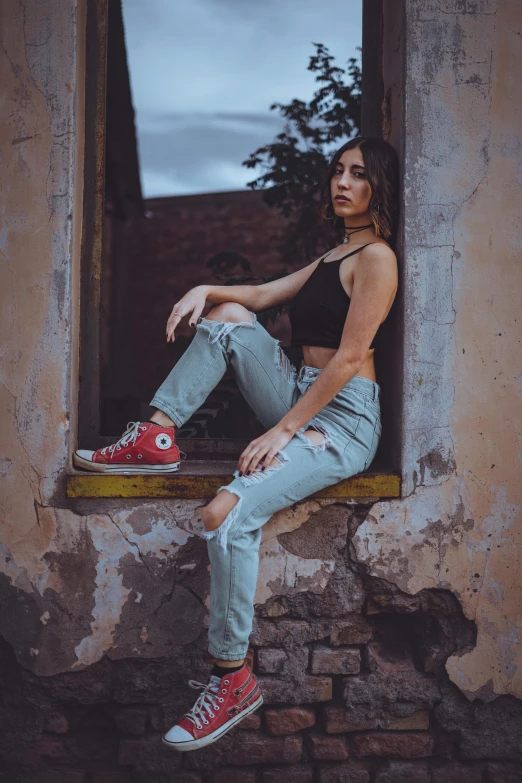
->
<box><xmin>289</xmin><ymin>243</ymin><xmax>384</xmax><ymax>350</ymax></box>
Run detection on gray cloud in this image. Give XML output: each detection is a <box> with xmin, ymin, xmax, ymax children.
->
<box><xmin>137</xmin><ymin>111</ymin><xmax>285</xmax><ymax>195</ymax></box>
<box><xmin>122</xmin><ymin>0</ymin><xmax>361</xmax><ymax>196</ymax></box>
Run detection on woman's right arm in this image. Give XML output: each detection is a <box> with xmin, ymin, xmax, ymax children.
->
<box><xmin>166</xmin><ymin>258</ymin><xmax>322</xmax><ymax>342</ymax></box>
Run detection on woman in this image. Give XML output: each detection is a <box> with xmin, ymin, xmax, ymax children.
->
<box><xmin>74</xmin><ymin>136</ymin><xmax>399</xmax><ymax>751</ymax></box>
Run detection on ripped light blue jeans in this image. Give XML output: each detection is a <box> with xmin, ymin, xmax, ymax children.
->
<box><xmin>151</xmin><ymin>313</ymin><xmax>382</xmax><ymax>660</ymax></box>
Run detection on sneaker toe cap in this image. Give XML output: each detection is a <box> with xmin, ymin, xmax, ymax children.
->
<box><xmin>163</xmin><ymin>724</ymin><xmax>194</xmax><ymax>745</ymax></box>
<box><xmin>76</xmin><ymin>450</ymin><xmax>96</xmax><ymax>461</ymax></box>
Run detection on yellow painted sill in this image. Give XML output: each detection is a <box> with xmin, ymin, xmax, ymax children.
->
<box><xmin>67</xmin><ymin>461</ymin><xmax>401</xmax><ymax>500</ymax></box>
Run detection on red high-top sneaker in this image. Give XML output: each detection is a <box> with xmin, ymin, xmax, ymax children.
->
<box><xmin>162</xmin><ymin>664</ymin><xmax>263</xmax><ymax>752</ymax></box>
<box><xmin>73</xmin><ymin>421</ymin><xmax>180</xmax><ymax>473</ymax></box>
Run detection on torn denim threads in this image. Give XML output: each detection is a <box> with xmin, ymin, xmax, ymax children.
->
<box><xmin>149</xmin><ymin>312</ymin><xmax>381</xmax><ymax>661</ymax></box>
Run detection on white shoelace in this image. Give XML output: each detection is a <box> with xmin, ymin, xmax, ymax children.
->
<box><xmin>101</xmin><ymin>421</ymin><xmax>147</xmax><ymax>457</ymax></box>
<box><xmin>184</xmin><ymin>676</ymin><xmax>225</xmax><ymax>730</ymax></box>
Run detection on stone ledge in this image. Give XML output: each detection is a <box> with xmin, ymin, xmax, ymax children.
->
<box><xmin>66</xmin><ymin>465</ymin><xmax>401</xmax><ymax>499</ymax></box>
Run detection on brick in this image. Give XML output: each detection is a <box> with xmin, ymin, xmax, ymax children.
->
<box><xmin>38</xmin><ymin>772</ymin><xmax>87</xmax><ymax>783</ymax></box>
<box><xmin>240</xmin><ymin>712</ymin><xmax>261</xmax><ymax>730</ymax></box>
<box><xmin>375</xmin><ymin>762</ymin><xmax>430</xmax><ymax>783</ymax></box>
<box><xmin>30</xmin><ymin>735</ymin><xmax>112</xmax><ymax>764</ymax></box>
<box><xmin>212</xmin><ymin>769</ymin><xmax>256</xmax><ymax>783</ymax></box>
<box><xmin>171</xmin><ymin>775</ymin><xmax>203</xmax><ymax>783</ymax></box>
<box><xmin>365</xmin><ymin>640</ymin><xmax>415</xmax><ymax>673</ymax></box>
<box><xmin>318</xmin><ymin>766</ymin><xmax>370</xmax><ymax>783</ymax></box>
<box><xmin>431</xmin><ymin>764</ymin><xmax>483</xmax><ymax>783</ymax></box>
<box><xmin>265</xmin><ymin>707</ymin><xmax>316</xmax><ymax>735</ymax></box>
<box><xmin>258</xmin><ymin>648</ymin><xmax>288</xmax><ymax>674</ymax></box>
<box><xmin>118</xmin><ymin>738</ymin><xmax>145</xmax><ymax>766</ymax></box>
<box><xmin>225</xmin><ymin>734</ymin><xmax>302</xmax><ymax>765</ymax></box>
<box><xmin>92</xmin><ymin>773</ymin><xmax>129</xmax><ymax>783</ymax></box>
<box><xmin>252</xmin><ymin>619</ymin><xmax>333</xmax><ymax>647</ymax></box>
<box><xmin>324</xmin><ymin>709</ymin><xmax>430</xmax><ymax>734</ymax></box>
<box><xmin>258</xmin><ymin>676</ymin><xmax>332</xmax><ymax>705</ymax></box>
<box><xmin>311</xmin><ymin>647</ymin><xmax>361</xmax><ymax>675</ymax></box>
<box><xmin>330</xmin><ymin>617</ymin><xmax>373</xmax><ymax>646</ymax></box>
<box><xmin>388</xmin><ymin>712</ymin><xmax>430</xmax><ymax>731</ymax></box>
<box><xmin>44</xmin><ymin>710</ymin><xmax>69</xmax><ymax>734</ymax></box>
<box><xmin>486</xmin><ymin>765</ymin><xmax>522</xmax><ymax>783</ymax></box>
<box><xmin>115</xmin><ymin>707</ymin><xmax>146</xmax><ymax>735</ymax></box>
<box><xmin>262</xmin><ymin>767</ymin><xmax>314</xmax><ymax>783</ymax></box>
<box><xmin>342</xmin><ymin>671</ymin><xmax>440</xmax><ymax>725</ymax></box>
<box><xmin>353</xmin><ymin>733</ymin><xmax>434</xmax><ymax>759</ymax></box>
<box><xmin>325</xmin><ymin>708</ymin><xmax>376</xmax><ymax>733</ymax></box>
<box><xmin>366</xmin><ymin>594</ymin><xmax>422</xmax><ymax>614</ymax></box>
<box><xmin>309</xmin><ymin>734</ymin><xmax>349</xmax><ymax>761</ymax></box>
<box><xmin>148</xmin><ymin>705</ymin><xmax>163</xmax><ymax>732</ymax></box>
<box><xmin>117</xmin><ymin>736</ymin><xmax>182</xmax><ymax>774</ymax></box>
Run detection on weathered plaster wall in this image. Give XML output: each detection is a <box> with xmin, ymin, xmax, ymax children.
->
<box><xmin>0</xmin><ymin>1</ymin><xmax>375</xmax><ymax>682</ymax></box>
<box><xmin>355</xmin><ymin>0</ymin><xmax>522</xmax><ymax>701</ymax></box>
<box><xmin>0</xmin><ymin>3</ymin><xmax>81</xmax><ymax>561</ymax></box>
<box><xmin>0</xmin><ymin>3</ymin><xmax>521</xmax><ymax>780</ymax></box>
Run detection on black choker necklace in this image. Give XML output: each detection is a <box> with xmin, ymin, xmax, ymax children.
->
<box><xmin>343</xmin><ymin>223</ymin><xmax>373</xmax><ymax>243</ymax></box>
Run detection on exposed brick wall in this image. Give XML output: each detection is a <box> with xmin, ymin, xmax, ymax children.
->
<box><xmin>101</xmin><ymin>189</ymin><xmax>303</xmax><ymax>435</ymax></box>
<box><xmin>1</xmin><ymin>503</ymin><xmax>521</xmax><ymax>783</ymax></box>
<box><xmin>129</xmin><ymin>192</ymin><xmax>291</xmax><ymax>386</ymax></box>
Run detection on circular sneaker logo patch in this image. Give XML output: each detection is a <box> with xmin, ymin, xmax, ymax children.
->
<box><xmin>155</xmin><ymin>433</ymin><xmax>173</xmax><ymax>450</ymax></box>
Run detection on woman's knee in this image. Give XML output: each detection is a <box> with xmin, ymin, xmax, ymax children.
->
<box><xmin>201</xmin><ymin>490</ymin><xmax>240</xmax><ymax>532</ymax></box>
<box><xmin>206</xmin><ymin>302</ymin><xmax>253</xmax><ymax>324</ymax></box>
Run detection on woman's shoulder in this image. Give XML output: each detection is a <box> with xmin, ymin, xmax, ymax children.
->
<box><xmin>363</xmin><ymin>238</ymin><xmax>396</xmax><ymax>256</ymax></box>
<box><xmin>356</xmin><ymin>241</ymin><xmax>398</xmax><ymax>285</ymax></box>
<box><xmin>359</xmin><ymin>240</ymin><xmax>397</xmax><ymax>267</ymax></box>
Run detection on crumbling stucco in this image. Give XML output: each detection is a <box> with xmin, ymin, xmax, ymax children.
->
<box><xmin>0</xmin><ymin>0</ymin><xmax>520</xmax><ymax>715</ymax></box>
<box><xmin>354</xmin><ymin>0</ymin><xmax>522</xmax><ymax>701</ymax></box>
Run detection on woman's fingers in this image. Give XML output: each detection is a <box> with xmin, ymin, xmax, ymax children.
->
<box><xmin>238</xmin><ymin>441</ymin><xmax>259</xmax><ymax>474</ymax></box>
<box><xmin>167</xmin><ymin>306</ymin><xmax>194</xmax><ymax>341</ymax></box>
<box><xmin>189</xmin><ymin>306</ymin><xmax>204</xmax><ymax>328</ymax></box>
<box><xmin>239</xmin><ymin>443</ymin><xmax>269</xmax><ymax>475</ymax></box>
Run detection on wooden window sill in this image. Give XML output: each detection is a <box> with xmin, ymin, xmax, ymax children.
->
<box><xmin>67</xmin><ymin>461</ymin><xmax>401</xmax><ymax>499</ymax></box>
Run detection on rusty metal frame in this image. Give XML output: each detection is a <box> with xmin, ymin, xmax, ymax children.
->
<box><xmin>67</xmin><ymin>470</ymin><xmax>401</xmax><ymax>500</ymax></box>
<box><xmin>78</xmin><ymin>0</ymin><xmax>108</xmax><ymax>449</ymax></box>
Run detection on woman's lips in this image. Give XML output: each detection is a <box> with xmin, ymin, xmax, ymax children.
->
<box><xmin>335</xmin><ymin>195</ymin><xmax>350</xmax><ymax>202</ymax></box>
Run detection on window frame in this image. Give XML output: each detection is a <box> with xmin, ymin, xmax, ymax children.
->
<box><xmin>75</xmin><ymin>0</ymin><xmax>401</xmax><ymax>495</ymax></box>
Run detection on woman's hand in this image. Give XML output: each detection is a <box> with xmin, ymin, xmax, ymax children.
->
<box><xmin>166</xmin><ymin>286</ymin><xmax>210</xmax><ymax>342</ymax></box>
<box><xmin>238</xmin><ymin>425</ymin><xmax>294</xmax><ymax>476</ymax></box>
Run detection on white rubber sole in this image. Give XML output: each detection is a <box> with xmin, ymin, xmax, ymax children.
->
<box><xmin>73</xmin><ymin>453</ymin><xmax>180</xmax><ymax>473</ymax></box>
<box><xmin>161</xmin><ymin>694</ymin><xmax>263</xmax><ymax>752</ymax></box>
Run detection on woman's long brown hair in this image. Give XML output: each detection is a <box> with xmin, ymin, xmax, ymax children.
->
<box><xmin>320</xmin><ymin>137</ymin><xmax>399</xmax><ymax>246</ymax></box>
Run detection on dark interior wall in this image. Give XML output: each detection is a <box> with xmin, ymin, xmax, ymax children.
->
<box><xmin>362</xmin><ymin>0</ymin><xmax>403</xmax><ymax>472</ymax></box>
<box><xmin>126</xmin><ymin>190</ymin><xmax>293</xmax><ymax>399</ymax></box>
<box><xmin>100</xmin><ymin>189</ymin><xmax>298</xmax><ymax>436</ymax></box>
<box><xmin>100</xmin><ymin>0</ymin><xmax>144</xmax><ymax>424</ymax></box>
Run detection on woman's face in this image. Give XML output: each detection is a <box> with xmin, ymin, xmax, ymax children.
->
<box><xmin>330</xmin><ymin>146</ymin><xmax>373</xmax><ymax>221</ymax></box>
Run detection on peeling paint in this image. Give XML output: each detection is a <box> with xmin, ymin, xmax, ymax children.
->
<box><xmin>356</xmin><ymin>0</ymin><xmax>522</xmax><ymax>701</ymax></box>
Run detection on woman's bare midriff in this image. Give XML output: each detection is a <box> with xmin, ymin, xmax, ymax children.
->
<box><xmin>302</xmin><ymin>345</ymin><xmax>377</xmax><ymax>383</ymax></box>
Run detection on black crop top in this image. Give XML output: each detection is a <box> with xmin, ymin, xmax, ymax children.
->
<box><xmin>289</xmin><ymin>243</ymin><xmax>384</xmax><ymax>350</ymax></box>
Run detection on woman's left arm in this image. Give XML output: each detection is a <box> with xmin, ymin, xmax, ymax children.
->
<box><xmin>238</xmin><ymin>244</ymin><xmax>398</xmax><ymax>474</ymax></box>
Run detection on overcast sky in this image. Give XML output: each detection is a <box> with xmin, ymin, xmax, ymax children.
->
<box><xmin>122</xmin><ymin>0</ymin><xmax>362</xmax><ymax>197</ymax></box>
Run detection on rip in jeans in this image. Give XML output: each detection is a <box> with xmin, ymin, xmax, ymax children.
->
<box><xmin>296</xmin><ymin>420</ymin><xmax>333</xmax><ymax>451</ymax></box>
<box><xmin>275</xmin><ymin>343</ymin><xmax>297</xmax><ymax>385</ymax></box>
<box><xmin>201</xmin><ymin>451</ymin><xmax>290</xmax><ymax>553</ymax></box>
<box><xmin>196</xmin><ymin>315</ymin><xmax>257</xmax><ymax>345</ymax></box>
<box><xmin>201</xmin><ymin>486</ymin><xmax>243</xmax><ymax>553</ymax></box>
